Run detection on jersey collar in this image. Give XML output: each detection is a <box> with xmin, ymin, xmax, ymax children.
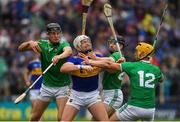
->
<box><xmin>140</xmin><ymin>60</ymin><xmax>150</xmax><ymax>63</ymax></box>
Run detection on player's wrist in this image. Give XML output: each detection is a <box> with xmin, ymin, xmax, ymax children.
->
<box><xmin>77</xmin><ymin>65</ymin><xmax>83</xmax><ymax>70</ymax></box>
<box><xmin>88</xmin><ymin>60</ymin><xmax>93</xmax><ymax>64</ymax></box>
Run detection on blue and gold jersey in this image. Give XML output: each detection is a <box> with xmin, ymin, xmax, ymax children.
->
<box><xmin>67</xmin><ymin>54</ymin><xmax>102</xmax><ymax>92</ymax></box>
<box><xmin>27</xmin><ymin>59</ymin><xmax>42</xmax><ymax>89</ymax></box>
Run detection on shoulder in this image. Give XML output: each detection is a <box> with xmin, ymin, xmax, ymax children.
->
<box><xmin>121</xmin><ymin>62</ymin><xmax>134</xmax><ymax>68</ymax></box>
<box><xmin>60</xmin><ymin>37</ymin><xmax>70</xmax><ymax>45</ymax></box>
<box><xmin>67</xmin><ymin>55</ymin><xmax>80</xmax><ymax>62</ymax></box>
<box><xmin>151</xmin><ymin>64</ymin><xmax>161</xmax><ymax>72</ymax></box>
<box><xmin>38</xmin><ymin>39</ymin><xmax>49</xmax><ymax>47</ymax></box>
<box><xmin>38</xmin><ymin>39</ymin><xmax>48</xmax><ymax>43</ymax></box>
<box><xmin>94</xmin><ymin>52</ymin><xmax>103</xmax><ymax>58</ymax></box>
<box><xmin>122</xmin><ymin>61</ymin><xmax>133</xmax><ymax>65</ymax></box>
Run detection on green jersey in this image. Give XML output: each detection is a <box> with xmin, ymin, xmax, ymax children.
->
<box><xmin>38</xmin><ymin>39</ymin><xmax>71</xmax><ymax>87</ymax></box>
<box><xmin>121</xmin><ymin>61</ymin><xmax>163</xmax><ymax>108</ymax></box>
<box><xmin>102</xmin><ymin>52</ymin><xmax>123</xmax><ymax>90</ymax></box>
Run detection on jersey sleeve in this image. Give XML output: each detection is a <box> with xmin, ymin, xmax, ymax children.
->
<box><xmin>110</xmin><ymin>52</ymin><xmax>120</xmax><ymax>62</ymax></box>
<box><xmin>121</xmin><ymin>62</ymin><xmax>133</xmax><ymax>74</ymax></box>
<box><xmin>60</xmin><ymin>40</ymin><xmax>70</xmax><ymax>49</ymax></box>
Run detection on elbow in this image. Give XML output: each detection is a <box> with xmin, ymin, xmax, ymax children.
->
<box><xmin>67</xmin><ymin>48</ymin><xmax>72</xmax><ymax>56</ymax></box>
<box><xmin>60</xmin><ymin>66</ymin><xmax>69</xmax><ymax>73</ymax></box>
<box><xmin>60</xmin><ymin>67</ymin><xmax>66</xmax><ymax>73</ymax></box>
<box><xmin>18</xmin><ymin>46</ymin><xmax>23</xmax><ymax>51</ymax></box>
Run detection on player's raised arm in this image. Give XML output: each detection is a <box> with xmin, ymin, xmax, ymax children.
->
<box><xmin>60</xmin><ymin>62</ymin><xmax>93</xmax><ymax>73</ymax></box>
<box><xmin>18</xmin><ymin>40</ymin><xmax>41</xmax><ymax>53</ymax></box>
<box><xmin>52</xmin><ymin>46</ymin><xmax>72</xmax><ymax>65</ymax></box>
<box><xmin>83</xmin><ymin>57</ymin><xmax>125</xmax><ymax>72</ymax></box>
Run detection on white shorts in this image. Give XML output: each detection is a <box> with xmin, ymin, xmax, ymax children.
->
<box><xmin>102</xmin><ymin>89</ymin><xmax>123</xmax><ymax>110</ymax></box>
<box><xmin>66</xmin><ymin>89</ymin><xmax>102</xmax><ymax>110</ymax></box>
<box><xmin>116</xmin><ymin>103</ymin><xmax>155</xmax><ymax>121</ymax></box>
<box><xmin>38</xmin><ymin>84</ymin><xmax>69</xmax><ymax>102</ymax></box>
<box><xmin>29</xmin><ymin>89</ymin><xmax>40</xmax><ymax>101</ymax></box>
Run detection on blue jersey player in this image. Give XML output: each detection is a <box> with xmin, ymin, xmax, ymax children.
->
<box><xmin>60</xmin><ymin>35</ymin><xmax>109</xmax><ymax>121</ymax></box>
<box><xmin>24</xmin><ymin>54</ymin><xmax>42</xmax><ymax>108</ymax></box>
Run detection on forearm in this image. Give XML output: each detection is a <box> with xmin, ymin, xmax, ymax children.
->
<box><xmin>59</xmin><ymin>47</ymin><xmax>72</xmax><ymax>59</ymax></box>
<box><xmin>89</xmin><ymin>60</ymin><xmax>121</xmax><ymax>71</ymax></box>
<box><xmin>24</xmin><ymin>74</ymin><xmax>29</xmax><ymax>83</ymax></box>
<box><xmin>88</xmin><ymin>60</ymin><xmax>111</xmax><ymax>69</ymax></box>
<box><xmin>60</xmin><ymin>63</ymin><xmax>80</xmax><ymax>73</ymax></box>
<box><xmin>94</xmin><ymin>57</ymin><xmax>114</xmax><ymax>61</ymax></box>
<box><xmin>18</xmin><ymin>41</ymin><xmax>32</xmax><ymax>51</ymax></box>
<box><xmin>23</xmin><ymin>70</ymin><xmax>31</xmax><ymax>86</ymax></box>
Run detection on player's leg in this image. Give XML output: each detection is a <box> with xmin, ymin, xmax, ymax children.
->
<box><xmin>31</xmin><ymin>100</ymin><xmax>36</xmax><ymax>110</ymax></box>
<box><xmin>30</xmin><ymin>84</ymin><xmax>52</xmax><ymax>121</ymax></box>
<box><xmin>61</xmin><ymin>93</ymin><xmax>81</xmax><ymax>121</ymax></box>
<box><xmin>62</xmin><ymin>90</ymin><xmax>83</xmax><ymax>121</ymax></box>
<box><xmin>56</xmin><ymin>97</ymin><xmax>68</xmax><ymax>121</ymax></box>
<box><xmin>54</xmin><ymin>85</ymin><xmax>70</xmax><ymax>121</ymax></box>
<box><xmin>29</xmin><ymin>89</ymin><xmax>40</xmax><ymax>110</ymax></box>
<box><xmin>141</xmin><ymin>107</ymin><xmax>155</xmax><ymax>122</ymax></box>
<box><xmin>103</xmin><ymin>103</ymin><xmax>115</xmax><ymax>117</ymax></box>
<box><xmin>110</xmin><ymin>104</ymin><xmax>140</xmax><ymax>121</ymax></box>
<box><xmin>110</xmin><ymin>111</ymin><xmax>120</xmax><ymax>121</ymax></box>
<box><xmin>91</xmin><ymin>103</ymin><xmax>113</xmax><ymax>121</ymax></box>
<box><xmin>86</xmin><ymin>90</ymin><xmax>109</xmax><ymax>121</ymax></box>
<box><xmin>103</xmin><ymin>89</ymin><xmax>123</xmax><ymax>117</ymax></box>
<box><xmin>61</xmin><ymin>104</ymin><xmax>79</xmax><ymax>121</ymax></box>
<box><xmin>29</xmin><ymin>89</ymin><xmax>45</xmax><ymax>121</ymax></box>
<box><xmin>30</xmin><ymin>99</ymin><xmax>50</xmax><ymax>121</ymax></box>
<box><xmin>88</xmin><ymin>101</ymin><xmax>109</xmax><ymax>121</ymax></box>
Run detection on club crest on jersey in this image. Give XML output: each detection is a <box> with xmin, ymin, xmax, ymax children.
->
<box><xmin>49</xmin><ymin>47</ymin><xmax>58</xmax><ymax>52</ymax></box>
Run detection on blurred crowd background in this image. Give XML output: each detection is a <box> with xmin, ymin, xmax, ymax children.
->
<box><xmin>0</xmin><ymin>0</ymin><xmax>180</xmax><ymax>120</ymax></box>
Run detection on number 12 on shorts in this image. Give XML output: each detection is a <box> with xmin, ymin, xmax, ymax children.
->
<box><xmin>138</xmin><ymin>70</ymin><xmax>155</xmax><ymax>88</ymax></box>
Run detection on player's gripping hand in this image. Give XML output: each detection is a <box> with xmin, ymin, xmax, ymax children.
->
<box><xmin>52</xmin><ymin>55</ymin><xmax>62</xmax><ymax>65</ymax></box>
<box><xmin>78</xmin><ymin>53</ymin><xmax>90</xmax><ymax>64</ymax></box>
<box><xmin>29</xmin><ymin>40</ymin><xmax>41</xmax><ymax>53</ymax></box>
<box><xmin>116</xmin><ymin>57</ymin><xmax>126</xmax><ymax>63</ymax></box>
<box><xmin>87</xmin><ymin>51</ymin><xmax>97</xmax><ymax>60</ymax></box>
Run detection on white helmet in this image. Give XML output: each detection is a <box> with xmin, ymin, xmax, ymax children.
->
<box><xmin>73</xmin><ymin>35</ymin><xmax>90</xmax><ymax>50</ymax></box>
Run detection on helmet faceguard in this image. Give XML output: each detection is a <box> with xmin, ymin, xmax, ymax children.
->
<box><xmin>107</xmin><ymin>35</ymin><xmax>127</xmax><ymax>48</ymax></box>
<box><xmin>135</xmin><ymin>42</ymin><xmax>154</xmax><ymax>60</ymax></box>
<box><xmin>73</xmin><ymin>35</ymin><xmax>92</xmax><ymax>53</ymax></box>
